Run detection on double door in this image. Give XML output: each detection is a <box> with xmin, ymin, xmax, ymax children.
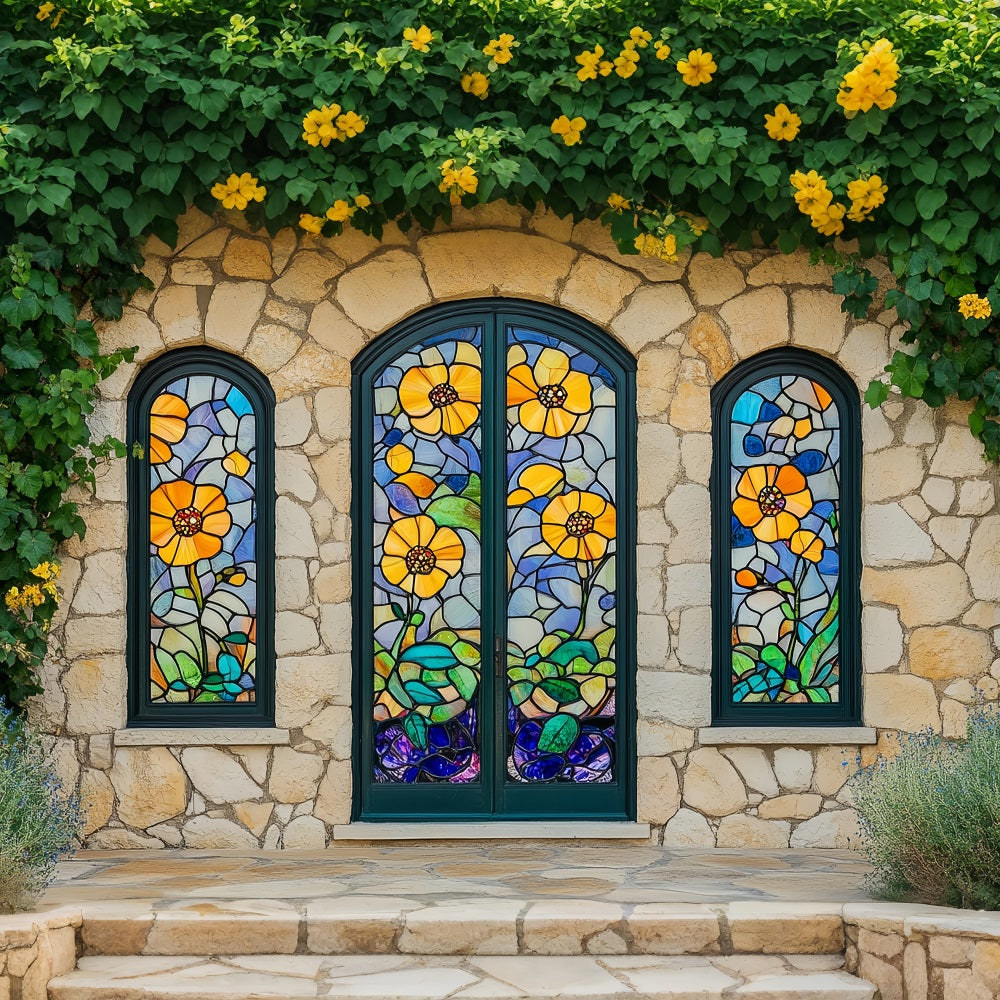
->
<box><xmin>356</xmin><ymin>302</ymin><xmax>635</xmax><ymax>820</ymax></box>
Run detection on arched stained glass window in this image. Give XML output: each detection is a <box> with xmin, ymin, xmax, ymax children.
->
<box><xmin>127</xmin><ymin>349</ymin><xmax>275</xmax><ymax>726</ymax></box>
<box><xmin>355</xmin><ymin>301</ymin><xmax>636</xmax><ymax>820</ymax></box>
<box><xmin>710</xmin><ymin>349</ymin><xmax>861</xmax><ymax>725</ymax></box>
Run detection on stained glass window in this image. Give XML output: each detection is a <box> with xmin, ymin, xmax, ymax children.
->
<box><xmin>360</xmin><ymin>305</ymin><xmax>634</xmax><ymax>814</ymax></box>
<box><xmin>712</xmin><ymin>350</ymin><xmax>860</xmax><ymax>724</ymax></box>
<box><xmin>128</xmin><ymin>350</ymin><xmax>274</xmax><ymax>724</ymax></box>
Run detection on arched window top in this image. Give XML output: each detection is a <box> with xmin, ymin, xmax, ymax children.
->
<box><xmin>710</xmin><ymin>348</ymin><xmax>860</xmax><ymax>725</ymax></box>
<box><xmin>127</xmin><ymin>348</ymin><xmax>275</xmax><ymax>726</ymax></box>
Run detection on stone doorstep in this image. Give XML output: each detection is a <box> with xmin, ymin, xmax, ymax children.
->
<box><xmin>49</xmin><ymin>954</ymin><xmax>876</xmax><ymax>1000</ymax></box>
<box><xmin>78</xmin><ymin>900</ymin><xmax>845</xmax><ymax>957</ymax></box>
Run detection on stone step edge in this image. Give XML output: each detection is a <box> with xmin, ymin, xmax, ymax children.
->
<box><xmin>77</xmin><ymin>902</ymin><xmax>847</xmax><ymax>958</ymax></box>
<box><xmin>49</xmin><ymin>954</ymin><xmax>877</xmax><ymax>1000</ymax></box>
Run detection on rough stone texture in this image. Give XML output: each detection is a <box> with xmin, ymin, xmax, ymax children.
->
<box><xmin>683</xmin><ymin>748</ymin><xmax>748</xmax><ymax>817</ymax></box>
<box><xmin>909</xmin><ymin>626</ymin><xmax>992</xmax><ymax>680</ymax></box>
<box><xmin>865</xmin><ymin>674</ymin><xmax>942</xmax><ymax>733</ymax></box>
<box><xmin>109</xmin><ymin>748</ymin><xmax>188</xmax><ymax>830</ymax></box>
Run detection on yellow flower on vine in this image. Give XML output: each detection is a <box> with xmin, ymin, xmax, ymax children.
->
<box><xmin>629</xmin><ymin>27</ymin><xmax>652</xmax><ymax>48</ymax></box>
<box><xmin>634</xmin><ymin>232</ymin><xmax>679</xmax><ymax>262</ymax></box>
<box><xmin>614</xmin><ymin>47</ymin><xmax>640</xmax><ymax>78</ymax></box>
<box><xmin>575</xmin><ymin>45</ymin><xmax>604</xmax><ymax>82</ymax></box>
<box><xmin>607</xmin><ymin>193</ymin><xmax>631</xmax><ymax>213</ymax></box>
<box><xmin>210</xmin><ymin>173</ymin><xmax>266</xmax><ymax>210</ymax></box>
<box><xmin>354</xmin><ymin>194</ymin><xmax>372</xmax><ymax>210</ymax></box>
<box><xmin>439</xmin><ymin>158</ymin><xmax>478</xmax><ymax>205</ymax></box>
<box><xmin>655</xmin><ymin>40</ymin><xmax>671</xmax><ymax>60</ymax></box>
<box><xmin>336</xmin><ymin>110</ymin><xmax>366</xmax><ymax>138</ymax></box>
<box><xmin>677</xmin><ymin>48</ymin><xmax>717</xmax><ymax>86</ymax></box>
<box><xmin>959</xmin><ymin>294</ymin><xmax>992</xmax><ymax>320</ymax></box>
<box><xmin>302</xmin><ymin>104</ymin><xmax>342</xmax><ymax>147</ymax></box>
<box><xmin>461</xmin><ymin>72</ymin><xmax>490</xmax><ymax>99</ymax></box>
<box><xmin>764</xmin><ymin>103</ymin><xmax>801</xmax><ymax>142</ymax></box>
<box><xmin>483</xmin><ymin>33</ymin><xmax>516</xmax><ymax>64</ymax></box>
<box><xmin>403</xmin><ymin>25</ymin><xmax>433</xmax><ymax>52</ymax></box>
<box><xmin>326</xmin><ymin>200</ymin><xmax>355</xmax><ymax>223</ymax></box>
<box><xmin>299</xmin><ymin>214</ymin><xmax>324</xmax><ymax>235</ymax></box>
<box><xmin>551</xmin><ymin>115</ymin><xmax>586</xmax><ymax>146</ymax></box>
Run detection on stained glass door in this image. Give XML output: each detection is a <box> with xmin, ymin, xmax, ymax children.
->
<box><xmin>357</xmin><ymin>303</ymin><xmax>635</xmax><ymax>820</ymax></box>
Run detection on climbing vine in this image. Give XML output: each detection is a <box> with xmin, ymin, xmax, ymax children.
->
<box><xmin>1</xmin><ymin>0</ymin><xmax>999</xmax><ymax>708</ymax></box>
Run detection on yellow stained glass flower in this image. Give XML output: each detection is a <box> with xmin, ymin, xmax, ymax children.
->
<box><xmin>403</xmin><ymin>25</ymin><xmax>433</xmax><ymax>52</ymax></box>
<box><xmin>149</xmin><ymin>392</ymin><xmax>189</xmax><ymax>464</ymax></box>
<box><xmin>732</xmin><ymin>464</ymin><xmax>813</xmax><ymax>543</ymax></box>
<box><xmin>399</xmin><ymin>361</ymin><xmax>481</xmax><ymax>436</ymax></box>
<box><xmin>507</xmin><ymin>346</ymin><xmax>592</xmax><ymax>438</ymax></box>
<box><xmin>222</xmin><ymin>450</ymin><xmax>251</xmax><ymax>477</ymax></box>
<box><xmin>541</xmin><ymin>490</ymin><xmax>617</xmax><ymax>561</ymax></box>
<box><xmin>764</xmin><ymin>103</ymin><xmax>801</xmax><ymax>142</ymax></box>
<box><xmin>507</xmin><ymin>463</ymin><xmax>564</xmax><ymax>506</ymax></box>
<box><xmin>380</xmin><ymin>515</ymin><xmax>464</xmax><ymax>599</ymax></box>
<box><xmin>150</xmin><ymin>480</ymin><xmax>232</xmax><ymax>567</ymax></box>
<box><xmin>551</xmin><ymin>115</ymin><xmax>586</xmax><ymax>146</ymax></box>
<box><xmin>677</xmin><ymin>48</ymin><xmax>717</xmax><ymax>86</ymax></box>
<box><xmin>789</xmin><ymin>529</ymin><xmax>825</xmax><ymax>563</ymax></box>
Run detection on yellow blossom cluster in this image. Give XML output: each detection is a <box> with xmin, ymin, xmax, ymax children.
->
<box><xmin>655</xmin><ymin>40</ymin><xmax>671</xmax><ymax>60</ymax></box>
<box><xmin>607</xmin><ymin>193</ymin><xmax>631</xmax><ymax>212</ymax></box>
<box><xmin>790</xmin><ymin>169</ymin><xmax>846</xmax><ymax>236</ymax></box>
<box><xmin>764</xmin><ymin>103</ymin><xmax>801</xmax><ymax>142</ymax></box>
<box><xmin>302</xmin><ymin>104</ymin><xmax>366</xmax><ymax>147</ymax></box>
<box><xmin>461</xmin><ymin>72</ymin><xmax>490</xmax><ymax>99</ymax></box>
<box><xmin>37</xmin><ymin>2</ymin><xmax>64</xmax><ymax>27</ymax></box>
<box><xmin>4</xmin><ymin>563</ymin><xmax>60</xmax><ymax>616</ymax></box>
<box><xmin>574</xmin><ymin>45</ymin><xmax>613</xmax><ymax>81</ymax></box>
<box><xmin>846</xmin><ymin>175</ymin><xmax>888</xmax><ymax>222</ymax></box>
<box><xmin>403</xmin><ymin>25</ymin><xmax>434</xmax><ymax>51</ymax></box>
<box><xmin>551</xmin><ymin>115</ymin><xmax>586</xmax><ymax>146</ymax></box>
<box><xmin>574</xmin><ymin>28</ymin><xmax>653</xmax><ymax>81</ymax></box>
<box><xmin>210</xmin><ymin>172</ymin><xmax>266</xmax><ymax>210</ymax></box>
<box><xmin>299</xmin><ymin>195</ymin><xmax>371</xmax><ymax>234</ymax></box>
<box><xmin>837</xmin><ymin>39</ymin><xmax>899</xmax><ymax>115</ymax></box>
<box><xmin>959</xmin><ymin>294</ymin><xmax>992</xmax><ymax>320</ymax></box>
<box><xmin>677</xmin><ymin>48</ymin><xmax>716</xmax><ymax>86</ymax></box>
<box><xmin>634</xmin><ymin>232</ymin><xmax>679</xmax><ymax>262</ymax></box>
<box><xmin>439</xmin><ymin>159</ymin><xmax>478</xmax><ymax>205</ymax></box>
<box><xmin>483</xmin><ymin>33</ymin><xmax>516</xmax><ymax>64</ymax></box>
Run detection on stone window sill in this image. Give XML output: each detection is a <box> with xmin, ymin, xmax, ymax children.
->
<box><xmin>114</xmin><ymin>728</ymin><xmax>290</xmax><ymax>747</ymax></box>
<box><xmin>698</xmin><ymin>726</ymin><xmax>877</xmax><ymax>746</ymax></box>
<box><xmin>332</xmin><ymin>822</ymin><xmax>651</xmax><ymax>841</ymax></box>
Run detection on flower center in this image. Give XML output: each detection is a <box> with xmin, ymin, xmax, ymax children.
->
<box><xmin>565</xmin><ymin>510</ymin><xmax>595</xmax><ymax>537</ymax></box>
<box><xmin>537</xmin><ymin>383</ymin><xmax>568</xmax><ymax>408</ymax></box>
<box><xmin>757</xmin><ymin>484</ymin><xmax>786</xmax><ymax>516</ymax></box>
<box><xmin>405</xmin><ymin>544</ymin><xmax>437</xmax><ymax>575</ymax></box>
<box><xmin>172</xmin><ymin>506</ymin><xmax>203</xmax><ymax>537</ymax></box>
<box><xmin>429</xmin><ymin>382</ymin><xmax>459</xmax><ymax>408</ymax></box>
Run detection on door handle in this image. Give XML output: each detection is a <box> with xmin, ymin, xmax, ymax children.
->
<box><xmin>494</xmin><ymin>635</ymin><xmax>504</xmax><ymax>678</ymax></box>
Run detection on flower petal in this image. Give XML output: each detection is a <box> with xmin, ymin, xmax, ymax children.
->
<box><xmin>560</xmin><ymin>371</ymin><xmax>593</xmax><ymax>413</ymax></box>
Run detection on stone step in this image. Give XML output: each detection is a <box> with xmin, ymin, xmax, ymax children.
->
<box><xmin>78</xmin><ymin>899</ymin><xmax>847</xmax><ymax>957</ymax></box>
<box><xmin>49</xmin><ymin>954</ymin><xmax>877</xmax><ymax>1000</ymax></box>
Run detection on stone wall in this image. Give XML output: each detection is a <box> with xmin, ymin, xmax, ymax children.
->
<box><xmin>0</xmin><ymin>910</ymin><xmax>79</xmax><ymax>1000</ymax></box>
<box><xmin>33</xmin><ymin>201</ymin><xmax>1000</xmax><ymax>848</ymax></box>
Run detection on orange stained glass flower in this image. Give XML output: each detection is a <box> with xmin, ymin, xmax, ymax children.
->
<box><xmin>541</xmin><ymin>489</ymin><xmax>616</xmax><ymax>561</ymax></box>
<box><xmin>789</xmin><ymin>529</ymin><xmax>825</xmax><ymax>563</ymax></box>
<box><xmin>380</xmin><ymin>515</ymin><xmax>464</xmax><ymax>599</ymax></box>
<box><xmin>150</xmin><ymin>480</ymin><xmax>232</xmax><ymax>566</ymax></box>
<box><xmin>149</xmin><ymin>393</ymin><xmax>189</xmax><ymax>464</ymax></box>
<box><xmin>398</xmin><ymin>361</ymin><xmax>481</xmax><ymax>436</ymax></box>
<box><xmin>507</xmin><ymin>347</ymin><xmax>593</xmax><ymax>437</ymax></box>
<box><xmin>732</xmin><ymin>464</ymin><xmax>813</xmax><ymax>543</ymax></box>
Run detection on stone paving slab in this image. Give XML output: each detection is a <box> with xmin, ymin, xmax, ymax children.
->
<box><xmin>49</xmin><ymin>954</ymin><xmax>877</xmax><ymax>1000</ymax></box>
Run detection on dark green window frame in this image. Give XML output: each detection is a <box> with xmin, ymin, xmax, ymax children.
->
<box><xmin>351</xmin><ymin>299</ymin><xmax>637</xmax><ymax>821</ymax></box>
<box><xmin>710</xmin><ymin>347</ymin><xmax>862</xmax><ymax>726</ymax></box>
<box><xmin>126</xmin><ymin>347</ymin><xmax>276</xmax><ymax>727</ymax></box>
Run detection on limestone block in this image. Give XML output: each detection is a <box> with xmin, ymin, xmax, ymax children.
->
<box><xmin>559</xmin><ymin>253</ymin><xmax>641</xmax><ymax>325</ymax></box>
<box><xmin>687</xmin><ymin>253</ymin><xmax>746</xmax><ymax>307</ymax></box>
<box><xmin>862</xmin><ymin>605</ymin><xmax>903</xmax><ymax>673</ymax></box>
<box><xmin>275</xmin><ymin>451</ymin><xmax>318</xmax><ymax>504</ymax></box>
<box><xmin>62</xmin><ymin>503</ymin><xmax>127</xmax><ymax>559</ymax></box>
<box><xmin>265</xmin><ymin>298</ymin><xmax>307</xmax><ymax>328</ymax></box>
<box><xmin>314</xmin><ymin>386</ymin><xmax>351</xmax><ymax>441</ymax></box>
<box><xmin>637</xmin><ymin>756</ymin><xmax>680</xmax><ymax>824</ymax></box>
<box><xmin>921</xmin><ymin>477</ymin><xmax>955</xmax><ymax>514</ymax></box>
<box><xmin>716</xmin><ymin>815</ymin><xmax>790</xmax><ymax>848</ymax></box>
<box><xmin>930</xmin><ymin>424</ymin><xmax>990</xmax><ymax>478</ymax></box>
<box><xmin>312</xmin><ymin>442</ymin><xmax>352</xmax><ymax>513</ymax></box>
<box><xmin>636</xmin><ymin>345</ymin><xmax>681</xmax><ymax>417</ymax></box>
<box><xmin>903</xmin><ymin>942</ymin><xmax>928</xmax><ymax>1000</ymax></box>
<box><xmin>684</xmin><ymin>314</ymin><xmax>734</xmax><ymax>383</ymax></box>
<box><xmin>276</xmin><ymin>559</ymin><xmax>311</xmax><ymax>611</ymax></box>
<box><xmin>318</xmin><ymin>602</ymin><xmax>353</xmax><ymax>653</ymax></box>
<box><xmin>610</xmin><ymin>284</ymin><xmax>696</xmax><ymax>354</ymax></box>
<box><xmin>865</xmin><ymin>447</ymin><xmax>926</xmax><ymax>503</ymax></box>
<box><xmin>718</xmin><ymin>287</ymin><xmax>789</xmax><ymax>358</ymax></box>
<box><xmin>180</xmin><ymin>747</ymin><xmax>262</xmax><ymax>804</ymax></box>
<box><xmin>171</xmin><ymin>259</ymin><xmax>213</xmax><ymax>285</ymax></box>
<box><xmin>966</xmin><ymin>516</ymin><xmax>1000</xmax><ymax>600</ymax></box>
<box><xmin>929</xmin><ymin>517</ymin><xmax>973</xmax><ymax>561</ymax></box>
<box><xmin>941</xmin><ymin>968</ymin><xmax>994</xmax><ymax>1000</ymax></box>
<box><xmin>812</xmin><ymin>746</ymin><xmax>856</xmax><ymax>797</ymax></box>
<box><xmin>773</xmin><ymin>748</ymin><xmax>814</xmax><ymax>793</ymax></box>
<box><xmin>73</xmin><ymin>550</ymin><xmax>125</xmax><ymax>615</ymax></box>
<box><xmin>864</xmin><ymin>674</ymin><xmax>941</xmax><ymax>732</ymax></box>
<box><xmin>862</xmin><ymin>405</ymin><xmax>895</xmax><ymax>452</ymax></box>
<box><xmin>276</xmin><ymin>654</ymin><xmax>350</xmax><ymax>728</ymax></box>
<box><xmin>636</xmin><ymin>613</ymin><xmax>670</xmax><ymax>668</ymax></box>
<box><xmin>282</xmin><ymin>815</ymin><xmax>327</xmax><ymax>849</ymax></box>
<box><xmin>676</xmin><ymin>606</ymin><xmax>712</xmax><ymax>672</ymax></box>
<box><xmin>270</xmin><ymin>747</ymin><xmax>325</xmax><ymax>804</ymax></box>
<box><xmin>245</xmin><ymin>322</ymin><xmax>301</xmax><ymax>374</ymax></box>
<box><xmin>637</xmin><ymin>423</ymin><xmax>680</xmax><ymax>506</ymax></box>
<box><xmin>862</xmin><ymin>563</ymin><xmax>972</xmax><ymax>626</ymax></box>
<box><xmin>314</xmin><ymin>760</ymin><xmax>352</xmax><ymax>825</ymax></box>
<box><xmin>274</xmin><ymin>396</ymin><xmax>312</xmax><ymax>448</ymax></box>
<box><xmin>862</xmin><ymin>503</ymin><xmax>934</xmax><ymax>564</ymax></box>
<box><xmin>302</xmin><ymin>705</ymin><xmax>352</xmax><ymax>759</ymax></box>
<box><xmin>275</xmin><ymin>610</ymin><xmax>320</xmax><ymax>655</ymax></box>
<box><xmin>110</xmin><ymin>747</ymin><xmax>188</xmax><ymax>828</ymax></box>
<box><xmin>89</xmin><ymin>733</ymin><xmax>113</xmax><ymax>770</ymax></box>
<box><xmin>204</xmin><ymin>281</ymin><xmax>267</xmax><ymax>354</ymax></box>
<box><xmin>839</xmin><ymin>323</ymin><xmax>892</xmax><ymax>387</ymax></box>
<box><xmin>665</xmin><ymin>563</ymin><xmax>711</xmax><ymax>611</ymax></box>
<box><xmin>758</xmin><ymin>793</ymin><xmax>822</xmax><ymax>820</ymax></box>
<box><xmin>272</xmin><ymin>250</ymin><xmax>345</xmax><ymax>302</ymax></box>
<box><xmin>746</xmin><ymin>251</ymin><xmax>833</xmax><ymax>287</ymax></box>
<box><xmin>720</xmin><ymin>747</ymin><xmax>779</xmax><ymax>797</ymax></box>
<box><xmin>308</xmin><ymin>300</ymin><xmax>367</xmax><ymax>360</ymax></box>
<box><xmin>929</xmin><ymin>936</ymin><xmax>973</xmax><ymax>965</ymax></box>
<box><xmin>669</xmin><ymin>380</ymin><xmax>711</xmax><ymax>432</ymax></box>
<box><xmin>153</xmin><ymin>284</ymin><xmax>202</xmax><ymax>347</ymax></box>
<box><xmin>179</xmin><ymin>227</ymin><xmax>229</xmax><ymax>259</ymax></box>
<box><xmin>941</xmin><ymin>699</ymin><xmax>970</xmax><ymax>739</ymax></box>
<box><xmin>639</xmin><ymin>670</ymin><xmax>711</xmax><ymax>727</ymax></box>
<box><xmin>80</xmin><ymin>769</ymin><xmax>115</xmax><ymax>835</ymax></box>
<box><xmin>683</xmin><ymin>747</ymin><xmax>748</xmax><ymax>816</ymax></box>
<box><xmin>944</xmin><ymin>679</ymin><xmax>977</xmax><ymax>703</ymax></box>
<box><xmin>274</xmin><ymin>496</ymin><xmax>319</xmax><ymax>558</ymax></box>
<box><xmin>269</xmin><ymin>342</ymin><xmax>350</xmax><ymax>402</ymax></box>
<box><xmin>791</xmin><ymin>288</ymin><xmax>847</xmax><ymax>353</ymax></box>
<box><xmin>98</xmin><ymin>307</ymin><xmax>164</xmax><ymax>364</ymax></box>
<box><xmin>909</xmin><ymin>626</ymin><xmax>992</xmax><ymax>680</ymax></box>
<box><xmin>789</xmin><ymin>809</ymin><xmax>860</xmax><ymax>848</ymax></box>
<box><xmin>63</xmin><ymin>615</ymin><xmax>126</xmax><ymax>659</ymax></box>
<box><xmin>973</xmin><ymin>941</ymin><xmax>1000</xmax><ymax>994</ymax></box>
<box><xmin>662</xmin><ymin>483</ymin><xmax>711</xmax><ymax>562</ymax></box>
<box><xmin>222</xmin><ymin>237</ymin><xmax>273</xmax><ymax>279</ymax></box>
<box><xmin>959</xmin><ymin>479</ymin><xmax>995</xmax><ymax>515</ymax></box>
<box><xmin>64</xmin><ymin>656</ymin><xmax>126</xmax><ymax>734</ymax></box>
<box><xmin>681</xmin><ymin>433</ymin><xmax>712</xmax><ymax>485</ymax></box>
<box><xmin>662</xmin><ymin>808</ymin><xmax>715</xmax><ymax>847</ymax></box>
<box><xmin>181</xmin><ymin>815</ymin><xmax>259</xmax><ymax>848</ymax></box>
<box><xmin>233</xmin><ymin>801</ymin><xmax>273</xmax><ymax>837</ymax></box>
<box><xmin>334</xmin><ymin>250</ymin><xmax>433</xmax><ymax>333</ymax></box>
<box><xmin>638</xmin><ymin>720</ymin><xmax>695</xmax><ymax>755</ymax></box>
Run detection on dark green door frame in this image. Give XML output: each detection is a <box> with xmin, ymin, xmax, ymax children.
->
<box><xmin>352</xmin><ymin>299</ymin><xmax>637</xmax><ymax>821</ymax></box>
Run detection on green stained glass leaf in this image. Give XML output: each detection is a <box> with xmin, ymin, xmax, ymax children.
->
<box><xmin>777</xmin><ymin>580</ymin><xmax>795</xmax><ymax>594</ymax></box>
<box><xmin>732</xmin><ymin>650</ymin><xmax>756</xmax><ymax>677</ymax></box>
<box><xmin>421</xmin><ymin>668</ymin><xmax>451</xmax><ymax>687</ymax></box>
<box><xmin>537</xmin><ymin>713</ymin><xmax>580</xmax><ymax>754</ymax></box>
<box><xmin>175</xmin><ymin>652</ymin><xmax>202</xmax><ymax>687</ymax></box>
<box><xmin>403</xmin><ymin>712</ymin><xmax>429</xmax><ymax>749</ymax></box>
<box><xmin>760</xmin><ymin>644</ymin><xmax>788</xmax><ymax>672</ymax></box>
<box><xmin>594</xmin><ymin>627</ymin><xmax>615</xmax><ymax>659</ymax></box>
<box><xmin>154</xmin><ymin>648</ymin><xmax>181</xmax><ymax>686</ymax></box>
<box><xmin>797</xmin><ymin>602</ymin><xmax>839</xmax><ymax>687</ymax></box>
<box><xmin>462</xmin><ymin>473</ymin><xmax>481</xmax><ymax>504</ymax></box>
<box><xmin>548</xmin><ymin>639</ymin><xmax>599</xmax><ymax>667</ymax></box>
<box><xmin>424</xmin><ymin>496</ymin><xmax>480</xmax><ymax>535</ymax></box>
<box><xmin>448</xmin><ymin>664</ymin><xmax>479</xmax><ymax>700</ymax></box>
<box><xmin>194</xmin><ymin>692</ymin><xmax>223</xmax><ymax>703</ymax></box>
<box><xmin>565</xmin><ymin>655</ymin><xmax>598</xmax><ymax>675</ymax></box>
<box><xmin>538</xmin><ymin>678</ymin><xmax>580</xmax><ymax>705</ymax></box>
<box><xmin>780</xmin><ymin>602</ymin><xmax>794</xmax><ymax>619</ymax></box>
<box><xmin>387</xmin><ymin>670</ymin><xmax>411</xmax><ymax>709</ymax></box>
<box><xmin>509</xmin><ymin>680</ymin><xmax>534</xmax><ymax>705</ymax></box>
<box><xmin>399</xmin><ymin>642</ymin><xmax>460</xmax><ymax>669</ymax></box>
<box><xmin>592</xmin><ymin>659</ymin><xmax>616</xmax><ymax>676</ymax></box>
<box><xmin>222</xmin><ymin>631</ymin><xmax>249</xmax><ymax>644</ymax></box>
<box><xmin>452</xmin><ymin>640</ymin><xmax>481</xmax><ymax>666</ymax></box>
<box><xmin>174</xmin><ymin>587</ymin><xmax>195</xmax><ymax>599</ymax></box>
<box><xmin>403</xmin><ymin>680</ymin><xmax>444</xmax><ymax>705</ymax></box>
<box><xmin>390</xmin><ymin>602</ymin><xmax>405</xmax><ymax>620</ymax></box>
<box><xmin>507</xmin><ymin>666</ymin><xmax>536</xmax><ymax>682</ymax></box>
<box><xmin>804</xmin><ymin>686</ymin><xmax>832</xmax><ymax>703</ymax></box>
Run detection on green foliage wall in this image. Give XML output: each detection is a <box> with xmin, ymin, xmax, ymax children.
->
<box><xmin>1</xmin><ymin>0</ymin><xmax>998</xmax><ymax>709</ymax></box>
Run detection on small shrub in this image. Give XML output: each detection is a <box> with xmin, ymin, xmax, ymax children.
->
<box><xmin>0</xmin><ymin>702</ymin><xmax>82</xmax><ymax>913</ymax></box>
<box><xmin>850</xmin><ymin>704</ymin><xmax>1000</xmax><ymax>909</ymax></box>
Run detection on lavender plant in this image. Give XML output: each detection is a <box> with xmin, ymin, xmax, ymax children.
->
<box><xmin>851</xmin><ymin>704</ymin><xmax>1000</xmax><ymax>909</ymax></box>
<box><xmin>0</xmin><ymin>702</ymin><xmax>82</xmax><ymax>912</ymax></box>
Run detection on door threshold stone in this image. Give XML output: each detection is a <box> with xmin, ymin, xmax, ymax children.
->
<box><xmin>331</xmin><ymin>821</ymin><xmax>652</xmax><ymax>840</ymax></box>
